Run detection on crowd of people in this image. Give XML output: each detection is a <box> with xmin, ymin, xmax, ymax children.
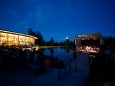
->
<box><xmin>85</xmin><ymin>48</ymin><xmax>115</xmax><ymax>86</ymax></box>
<box><xmin>1</xmin><ymin>45</ymin><xmax>115</xmax><ymax>86</ymax></box>
<box><xmin>0</xmin><ymin>46</ymin><xmax>62</xmax><ymax>72</ymax></box>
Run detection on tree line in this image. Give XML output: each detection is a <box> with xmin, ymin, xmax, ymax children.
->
<box><xmin>103</xmin><ymin>36</ymin><xmax>115</xmax><ymax>49</ymax></box>
<box><xmin>27</xmin><ymin>28</ymin><xmax>74</xmax><ymax>46</ymax></box>
<box><xmin>27</xmin><ymin>28</ymin><xmax>115</xmax><ymax>48</ymax></box>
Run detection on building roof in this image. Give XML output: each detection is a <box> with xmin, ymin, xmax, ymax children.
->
<box><xmin>0</xmin><ymin>29</ymin><xmax>38</xmax><ymax>39</ymax></box>
<box><xmin>75</xmin><ymin>32</ymin><xmax>102</xmax><ymax>40</ymax></box>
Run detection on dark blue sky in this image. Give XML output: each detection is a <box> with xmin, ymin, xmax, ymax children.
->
<box><xmin>0</xmin><ymin>0</ymin><xmax>115</xmax><ymax>42</ymax></box>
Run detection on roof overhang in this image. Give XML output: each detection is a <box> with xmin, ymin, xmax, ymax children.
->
<box><xmin>0</xmin><ymin>29</ymin><xmax>38</xmax><ymax>39</ymax></box>
<box><xmin>75</xmin><ymin>32</ymin><xmax>102</xmax><ymax>40</ymax></box>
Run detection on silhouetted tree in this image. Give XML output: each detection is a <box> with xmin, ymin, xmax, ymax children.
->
<box><xmin>65</xmin><ymin>38</ymin><xmax>70</xmax><ymax>46</ymax></box>
<box><xmin>27</xmin><ymin>28</ymin><xmax>35</xmax><ymax>36</ymax></box>
<box><xmin>49</xmin><ymin>37</ymin><xmax>54</xmax><ymax>46</ymax></box>
<box><xmin>54</xmin><ymin>41</ymin><xmax>58</xmax><ymax>46</ymax></box>
<box><xmin>103</xmin><ymin>36</ymin><xmax>115</xmax><ymax>49</ymax></box>
<box><xmin>59</xmin><ymin>41</ymin><xmax>64</xmax><ymax>46</ymax></box>
<box><xmin>35</xmin><ymin>31</ymin><xmax>44</xmax><ymax>45</ymax></box>
<box><xmin>27</xmin><ymin>28</ymin><xmax>44</xmax><ymax>45</ymax></box>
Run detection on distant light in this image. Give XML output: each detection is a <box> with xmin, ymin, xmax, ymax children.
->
<box><xmin>66</xmin><ymin>37</ymin><xmax>69</xmax><ymax>39</ymax></box>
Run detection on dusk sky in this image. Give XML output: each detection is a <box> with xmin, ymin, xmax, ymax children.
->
<box><xmin>0</xmin><ymin>0</ymin><xmax>115</xmax><ymax>42</ymax></box>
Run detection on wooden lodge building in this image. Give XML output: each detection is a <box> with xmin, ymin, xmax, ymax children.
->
<box><xmin>0</xmin><ymin>29</ymin><xmax>37</xmax><ymax>46</ymax></box>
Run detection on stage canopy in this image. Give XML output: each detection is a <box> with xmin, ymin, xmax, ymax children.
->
<box><xmin>75</xmin><ymin>32</ymin><xmax>102</xmax><ymax>40</ymax></box>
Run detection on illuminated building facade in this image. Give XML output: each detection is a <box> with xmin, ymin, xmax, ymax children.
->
<box><xmin>0</xmin><ymin>30</ymin><xmax>37</xmax><ymax>46</ymax></box>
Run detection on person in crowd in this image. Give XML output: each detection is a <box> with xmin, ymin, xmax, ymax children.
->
<box><xmin>38</xmin><ymin>51</ymin><xmax>46</xmax><ymax>66</ymax></box>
